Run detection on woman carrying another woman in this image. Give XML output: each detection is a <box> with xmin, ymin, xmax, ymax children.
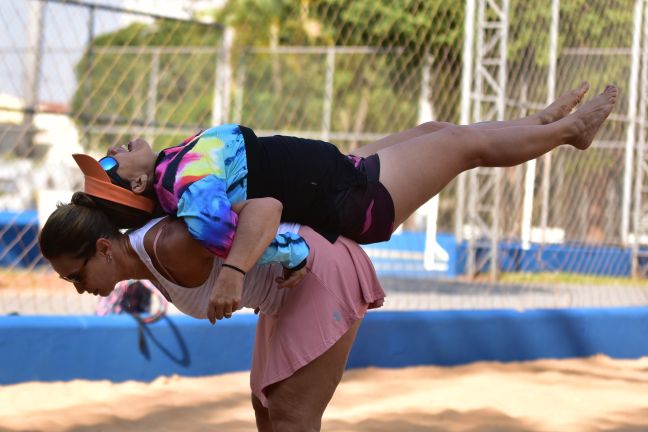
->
<box><xmin>38</xmin><ymin>83</ymin><xmax>617</xmax><ymax>431</ymax></box>
<box><xmin>39</xmin><ymin>189</ymin><xmax>384</xmax><ymax>432</ymax></box>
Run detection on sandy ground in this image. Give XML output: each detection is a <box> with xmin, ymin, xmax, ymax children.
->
<box><xmin>1</xmin><ymin>355</ymin><xmax>648</xmax><ymax>432</ymax></box>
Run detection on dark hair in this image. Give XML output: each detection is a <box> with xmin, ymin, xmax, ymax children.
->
<box><xmin>90</xmin><ymin>194</ymin><xmax>164</xmax><ymax>229</ymax></box>
<box><xmin>39</xmin><ymin>192</ymin><xmax>122</xmax><ymax>260</ymax></box>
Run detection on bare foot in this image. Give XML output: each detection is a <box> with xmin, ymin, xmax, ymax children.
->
<box><xmin>563</xmin><ymin>85</ymin><xmax>618</xmax><ymax>150</ymax></box>
<box><xmin>537</xmin><ymin>81</ymin><xmax>590</xmax><ymax>124</ymax></box>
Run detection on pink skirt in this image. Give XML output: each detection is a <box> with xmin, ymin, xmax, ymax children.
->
<box><xmin>250</xmin><ymin>226</ymin><xmax>385</xmax><ymax>406</ymax></box>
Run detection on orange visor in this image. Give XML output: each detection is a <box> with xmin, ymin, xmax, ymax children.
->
<box><xmin>72</xmin><ymin>153</ymin><xmax>155</xmax><ymax>213</ymax></box>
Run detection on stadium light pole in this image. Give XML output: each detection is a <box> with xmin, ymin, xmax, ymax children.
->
<box><xmin>322</xmin><ymin>47</ymin><xmax>335</xmax><ymax>142</ymax></box>
<box><xmin>537</xmin><ymin>0</ymin><xmax>560</xmax><ymax>247</ymax></box>
<box><xmin>466</xmin><ymin>0</ymin><xmax>508</xmax><ymax>279</ymax></box>
<box><xmin>624</xmin><ymin>0</ymin><xmax>644</xmax><ymax>247</ymax></box>
<box><xmin>522</xmin><ymin>0</ymin><xmax>559</xmax><ymax>249</ymax></box>
<box><xmin>212</xmin><ymin>26</ymin><xmax>234</xmax><ymax>125</ymax></box>
<box><xmin>23</xmin><ymin>1</ymin><xmax>45</xmax><ymax>154</ymax></box>
<box><xmin>632</xmin><ymin>0</ymin><xmax>648</xmax><ymax>276</ymax></box>
<box><xmin>420</xmin><ymin>54</ymin><xmax>449</xmax><ymax>272</ymax></box>
<box><xmin>456</xmin><ymin>0</ymin><xmax>476</xmax><ymax>244</ymax></box>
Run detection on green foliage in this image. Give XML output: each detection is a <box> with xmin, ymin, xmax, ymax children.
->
<box><xmin>311</xmin><ymin>0</ymin><xmax>463</xmax><ymax>50</ymax></box>
<box><xmin>215</xmin><ymin>0</ymin><xmax>320</xmax><ymax>47</ymax></box>
<box><xmin>71</xmin><ymin>20</ymin><xmax>221</xmax><ymax>150</ymax></box>
<box><xmin>505</xmin><ymin>0</ymin><xmax>633</xmax><ymax>101</ymax></box>
<box><xmin>73</xmin><ymin>0</ymin><xmax>634</xmax><ymax>155</ymax></box>
<box><xmin>214</xmin><ymin>0</ymin><xmax>465</xmax><ymax>150</ymax></box>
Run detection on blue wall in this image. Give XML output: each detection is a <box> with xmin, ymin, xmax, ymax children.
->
<box><xmin>490</xmin><ymin>242</ymin><xmax>634</xmax><ymax>277</ymax></box>
<box><xmin>0</xmin><ymin>210</ymin><xmax>45</xmax><ymax>268</ymax></box>
<box><xmin>349</xmin><ymin>309</ymin><xmax>648</xmax><ymax>367</ymax></box>
<box><xmin>0</xmin><ymin>314</ymin><xmax>257</xmax><ymax>383</ymax></box>
<box><xmin>2</xmin><ymin>308</ymin><xmax>648</xmax><ymax>384</ymax></box>
<box><xmin>363</xmin><ymin>232</ymin><xmax>645</xmax><ymax>278</ymax></box>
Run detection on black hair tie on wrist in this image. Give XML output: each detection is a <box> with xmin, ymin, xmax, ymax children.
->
<box><xmin>287</xmin><ymin>258</ymin><xmax>307</xmax><ymax>272</ymax></box>
<box><xmin>222</xmin><ymin>263</ymin><xmax>246</xmax><ymax>276</ymax></box>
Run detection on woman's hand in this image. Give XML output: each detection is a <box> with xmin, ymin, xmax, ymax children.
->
<box><xmin>206</xmin><ymin>267</ymin><xmax>243</xmax><ymax>324</ymax></box>
<box><xmin>204</xmin><ymin>198</ymin><xmax>282</xmax><ymax>324</ymax></box>
<box><xmin>276</xmin><ymin>266</ymin><xmax>308</xmax><ymax>289</ymax></box>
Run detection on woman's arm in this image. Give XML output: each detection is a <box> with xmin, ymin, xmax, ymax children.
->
<box><xmin>206</xmin><ymin>197</ymin><xmax>283</xmax><ymax>324</ymax></box>
<box><xmin>228</xmin><ymin>197</ymin><xmax>283</xmax><ymax>270</ymax></box>
<box><xmin>153</xmin><ymin>198</ymin><xmax>285</xmax><ymax>323</ymax></box>
<box><xmin>151</xmin><ymin>199</ymin><xmax>285</xmax><ymax>273</ymax></box>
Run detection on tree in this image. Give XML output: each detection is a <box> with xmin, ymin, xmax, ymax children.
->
<box><xmin>215</xmin><ymin>0</ymin><xmax>464</xmax><ymax>150</ymax></box>
<box><xmin>71</xmin><ymin>19</ymin><xmax>221</xmax><ymax>150</ymax></box>
<box><xmin>70</xmin><ymin>0</ymin><xmax>635</xmax><ymax>242</ymax></box>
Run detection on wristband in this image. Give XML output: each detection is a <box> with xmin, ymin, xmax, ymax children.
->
<box><xmin>222</xmin><ymin>263</ymin><xmax>246</xmax><ymax>276</ymax></box>
<box><xmin>286</xmin><ymin>258</ymin><xmax>307</xmax><ymax>272</ymax></box>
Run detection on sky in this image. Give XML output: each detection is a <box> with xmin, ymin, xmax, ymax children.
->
<box><xmin>0</xmin><ymin>0</ymin><xmax>216</xmax><ymax>105</ymax></box>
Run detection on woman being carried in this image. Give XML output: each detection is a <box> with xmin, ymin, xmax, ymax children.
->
<box><xmin>73</xmin><ymin>83</ymin><xmax>617</xmax><ymax>322</ymax></box>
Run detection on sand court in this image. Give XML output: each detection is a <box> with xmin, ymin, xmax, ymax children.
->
<box><xmin>2</xmin><ymin>355</ymin><xmax>648</xmax><ymax>432</ymax></box>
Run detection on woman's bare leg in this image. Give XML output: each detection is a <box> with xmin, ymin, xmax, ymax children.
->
<box><xmin>252</xmin><ymin>394</ymin><xmax>273</xmax><ymax>432</ymax></box>
<box><xmin>352</xmin><ymin>82</ymin><xmax>590</xmax><ymax>158</ymax></box>
<box><xmin>264</xmin><ymin>319</ymin><xmax>362</xmax><ymax>432</ymax></box>
<box><xmin>352</xmin><ymin>121</ymin><xmax>454</xmax><ymax>158</ymax></box>
<box><xmin>378</xmin><ymin>85</ymin><xmax>617</xmax><ymax>227</ymax></box>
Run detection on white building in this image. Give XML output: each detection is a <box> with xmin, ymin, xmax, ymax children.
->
<box><xmin>0</xmin><ymin>94</ymin><xmax>83</xmax><ymax>211</ymax></box>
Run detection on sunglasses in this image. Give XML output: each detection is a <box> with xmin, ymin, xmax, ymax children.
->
<box><xmin>99</xmin><ymin>156</ymin><xmax>131</xmax><ymax>189</ymax></box>
<box><xmin>60</xmin><ymin>255</ymin><xmax>91</xmax><ymax>284</ymax></box>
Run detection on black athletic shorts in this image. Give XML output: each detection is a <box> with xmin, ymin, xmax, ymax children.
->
<box><xmin>245</xmin><ymin>132</ymin><xmax>395</xmax><ymax>244</ymax></box>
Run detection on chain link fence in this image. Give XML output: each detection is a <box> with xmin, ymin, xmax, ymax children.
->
<box><xmin>1</xmin><ymin>0</ymin><xmax>648</xmax><ymax>315</ymax></box>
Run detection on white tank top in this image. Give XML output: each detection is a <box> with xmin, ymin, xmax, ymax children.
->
<box><xmin>128</xmin><ymin>217</ymin><xmax>292</xmax><ymax>319</ymax></box>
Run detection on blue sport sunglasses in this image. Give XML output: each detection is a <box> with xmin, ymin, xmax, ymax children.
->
<box><xmin>98</xmin><ymin>156</ymin><xmax>131</xmax><ymax>189</ymax></box>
